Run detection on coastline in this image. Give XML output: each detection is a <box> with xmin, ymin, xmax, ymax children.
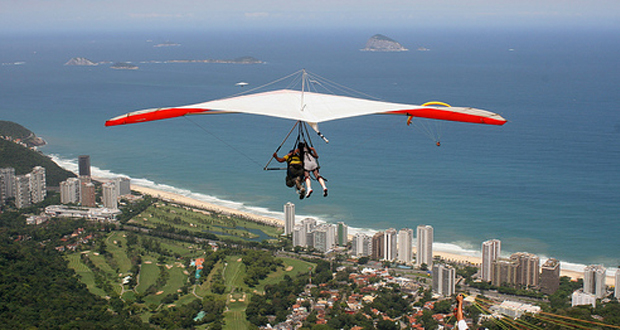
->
<box><xmin>130</xmin><ymin>183</ymin><xmax>616</xmax><ymax>285</ymax></box>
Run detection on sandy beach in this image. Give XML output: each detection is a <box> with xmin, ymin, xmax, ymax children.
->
<box><xmin>131</xmin><ymin>184</ymin><xmax>615</xmax><ymax>285</ymax></box>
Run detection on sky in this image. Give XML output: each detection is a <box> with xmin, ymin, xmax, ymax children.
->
<box><xmin>1</xmin><ymin>0</ymin><xmax>619</xmax><ymax>34</ymax></box>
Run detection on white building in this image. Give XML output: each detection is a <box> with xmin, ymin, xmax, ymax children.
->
<box><xmin>432</xmin><ymin>263</ymin><xmax>455</xmax><ymax>296</ymax></box>
<box><xmin>481</xmin><ymin>239</ymin><xmax>501</xmax><ymax>282</ymax></box>
<box><xmin>102</xmin><ymin>181</ymin><xmax>118</xmax><ymax>209</ymax></box>
<box><xmin>115</xmin><ymin>177</ymin><xmax>131</xmax><ymax>196</ymax></box>
<box><xmin>615</xmin><ymin>269</ymin><xmax>620</xmax><ymax>300</ymax></box>
<box><xmin>284</xmin><ymin>202</ymin><xmax>295</xmax><ymax>235</ymax></box>
<box><xmin>352</xmin><ymin>233</ymin><xmax>372</xmax><ymax>257</ymax></box>
<box><xmin>584</xmin><ymin>265</ymin><xmax>607</xmax><ymax>298</ymax></box>
<box><xmin>293</xmin><ymin>224</ymin><xmax>306</xmax><ymax>247</ymax></box>
<box><xmin>28</xmin><ymin>166</ymin><xmax>46</xmax><ymax>204</ymax></box>
<box><xmin>0</xmin><ymin>167</ymin><xmax>16</xmax><ymax>204</ymax></box>
<box><xmin>397</xmin><ymin>228</ymin><xmax>414</xmax><ymax>264</ymax></box>
<box><xmin>60</xmin><ymin>177</ymin><xmax>81</xmax><ymax>204</ymax></box>
<box><xmin>45</xmin><ymin>205</ymin><xmax>121</xmax><ymax>222</ymax></box>
<box><xmin>313</xmin><ymin>223</ymin><xmax>335</xmax><ymax>252</ymax></box>
<box><xmin>383</xmin><ymin>228</ymin><xmax>397</xmax><ymax>261</ymax></box>
<box><xmin>416</xmin><ymin>225</ymin><xmax>433</xmax><ymax>268</ymax></box>
<box><xmin>14</xmin><ymin>175</ymin><xmax>31</xmax><ymax>208</ymax></box>
<box><xmin>496</xmin><ymin>300</ymin><xmax>541</xmax><ymax>318</ymax></box>
<box><xmin>337</xmin><ymin>222</ymin><xmax>348</xmax><ymax>246</ymax></box>
<box><xmin>572</xmin><ymin>289</ymin><xmax>597</xmax><ymax>308</ymax></box>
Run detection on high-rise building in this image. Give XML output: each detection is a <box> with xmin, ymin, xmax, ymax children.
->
<box><xmin>115</xmin><ymin>177</ymin><xmax>131</xmax><ymax>196</ymax></box>
<box><xmin>313</xmin><ymin>224</ymin><xmax>335</xmax><ymax>252</ymax></box>
<box><xmin>337</xmin><ymin>222</ymin><xmax>348</xmax><ymax>246</ymax></box>
<box><xmin>371</xmin><ymin>231</ymin><xmax>384</xmax><ymax>260</ymax></box>
<box><xmin>583</xmin><ymin>265</ymin><xmax>607</xmax><ymax>298</ymax></box>
<box><xmin>397</xmin><ymin>228</ymin><xmax>414</xmax><ymax>264</ymax></box>
<box><xmin>540</xmin><ymin>258</ymin><xmax>561</xmax><ymax>295</ymax></box>
<box><xmin>60</xmin><ymin>177</ymin><xmax>81</xmax><ymax>204</ymax></box>
<box><xmin>511</xmin><ymin>252</ymin><xmax>540</xmax><ymax>287</ymax></box>
<box><xmin>416</xmin><ymin>225</ymin><xmax>433</xmax><ymax>268</ymax></box>
<box><xmin>81</xmin><ymin>181</ymin><xmax>96</xmax><ymax>207</ymax></box>
<box><xmin>352</xmin><ymin>233</ymin><xmax>372</xmax><ymax>257</ymax></box>
<box><xmin>492</xmin><ymin>257</ymin><xmax>519</xmax><ymax>287</ymax></box>
<box><xmin>383</xmin><ymin>228</ymin><xmax>397</xmax><ymax>261</ymax></box>
<box><xmin>292</xmin><ymin>224</ymin><xmax>306</xmax><ymax>247</ymax></box>
<box><xmin>78</xmin><ymin>155</ymin><xmax>91</xmax><ymax>177</ymax></box>
<box><xmin>284</xmin><ymin>202</ymin><xmax>295</xmax><ymax>235</ymax></box>
<box><xmin>102</xmin><ymin>182</ymin><xmax>118</xmax><ymax>209</ymax></box>
<box><xmin>0</xmin><ymin>167</ymin><xmax>16</xmax><ymax>204</ymax></box>
<box><xmin>615</xmin><ymin>269</ymin><xmax>620</xmax><ymax>300</ymax></box>
<box><xmin>432</xmin><ymin>263</ymin><xmax>455</xmax><ymax>296</ymax></box>
<box><xmin>29</xmin><ymin>166</ymin><xmax>46</xmax><ymax>204</ymax></box>
<box><xmin>14</xmin><ymin>175</ymin><xmax>31</xmax><ymax>209</ymax></box>
<box><xmin>481</xmin><ymin>239</ymin><xmax>501</xmax><ymax>282</ymax></box>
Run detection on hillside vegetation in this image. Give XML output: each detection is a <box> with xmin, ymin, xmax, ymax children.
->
<box><xmin>0</xmin><ymin>132</ymin><xmax>75</xmax><ymax>187</ymax></box>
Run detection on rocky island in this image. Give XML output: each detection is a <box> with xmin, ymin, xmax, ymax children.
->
<box><xmin>111</xmin><ymin>62</ymin><xmax>139</xmax><ymax>70</ymax></box>
<box><xmin>64</xmin><ymin>57</ymin><xmax>98</xmax><ymax>66</ymax></box>
<box><xmin>361</xmin><ymin>34</ymin><xmax>408</xmax><ymax>52</ymax></box>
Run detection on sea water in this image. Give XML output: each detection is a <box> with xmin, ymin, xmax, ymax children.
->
<box><xmin>1</xmin><ymin>27</ymin><xmax>619</xmax><ymax>271</ymax></box>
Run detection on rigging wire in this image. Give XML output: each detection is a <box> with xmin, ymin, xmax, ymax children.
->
<box><xmin>183</xmin><ymin>116</ymin><xmax>263</xmax><ymax>168</ymax></box>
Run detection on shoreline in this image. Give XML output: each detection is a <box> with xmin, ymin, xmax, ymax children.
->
<box><xmin>130</xmin><ymin>184</ymin><xmax>617</xmax><ymax>285</ymax></box>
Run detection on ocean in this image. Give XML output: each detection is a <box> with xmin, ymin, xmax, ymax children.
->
<box><xmin>1</xmin><ymin>27</ymin><xmax>619</xmax><ymax>272</ymax></box>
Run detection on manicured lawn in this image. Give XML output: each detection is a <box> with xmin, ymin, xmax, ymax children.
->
<box><xmin>66</xmin><ymin>253</ymin><xmax>107</xmax><ymax>297</ymax></box>
<box><xmin>105</xmin><ymin>231</ymin><xmax>132</xmax><ymax>273</ymax></box>
<box><xmin>136</xmin><ymin>262</ymin><xmax>159</xmax><ymax>295</ymax></box>
<box><xmin>255</xmin><ymin>257</ymin><xmax>315</xmax><ymax>292</ymax></box>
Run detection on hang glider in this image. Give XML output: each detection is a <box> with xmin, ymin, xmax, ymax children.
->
<box><xmin>105</xmin><ymin>70</ymin><xmax>507</xmax><ymax>143</ymax></box>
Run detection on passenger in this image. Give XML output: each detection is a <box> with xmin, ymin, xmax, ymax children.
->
<box><xmin>273</xmin><ymin>148</ymin><xmax>306</xmax><ymax>199</ymax></box>
<box><xmin>298</xmin><ymin>142</ymin><xmax>328</xmax><ymax>198</ymax></box>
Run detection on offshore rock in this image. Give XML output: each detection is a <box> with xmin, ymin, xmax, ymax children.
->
<box><xmin>361</xmin><ymin>34</ymin><xmax>408</xmax><ymax>52</ymax></box>
<box><xmin>64</xmin><ymin>57</ymin><xmax>98</xmax><ymax>66</ymax></box>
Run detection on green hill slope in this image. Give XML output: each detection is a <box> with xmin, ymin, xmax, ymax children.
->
<box><xmin>0</xmin><ymin>137</ymin><xmax>75</xmax><ymax>187</ymax></box>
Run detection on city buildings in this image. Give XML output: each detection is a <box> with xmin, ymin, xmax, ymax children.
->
<box><xmin>14</xmin><ymin>175</ymin><xmax>31</xmax><ymax>208</ymax></box>
<box><xmin>337</xmin><ymin>222</ymin><xmax>348</xmax><ymax>247</ymax></box>
<box><xmin>572</xmin><ymin>289</ymin><xmax>597</xmax><ymax>308</ymax></box>
<box><xmin>102</xmin><ymin>181</ymin><xmax>118</xmax><ymax>209</ymax></box>
<box><xmin>416</xmin><ymin>225</ymin><xmax>433</xmax><ymax>268</ymax></box>
<box><xmin>313</xmin><ymin>224</ymin><xmax>336</xmax><ymax>252</ymax></box>
<box><xmin>540</xmin><ymin>258</ymin><xmax>560</xmax><ymax>295</ymax></box>
<box><xmin>614</xmin><ymin>268</ymin><xmax>620</xmax><ymax>300</ymax></box>
<box><xmin>284</xmin><ymin>202</ymin><xmax>295</xmax><ymax>235</ymax></box>
<box><xmin>492</xmin><ymin>257</ymin><xmax>518</xmax><ymax>287</ymax></box>
<box><xmin>371</xmin><ymin>232</ymin><xmax>384</xmax><ymax>260</ymax></box>
<box><xmin>432</xmin><ymin>263</ymin><xmax>455</xmax><ymax>296</ymax></box>
<box><xmin>383</xmin><ymin>228</ymin><xmax>397</xmax><ymax>261</ymax></box>
<box><xmin>115</xmin><ymin>177</ymin><xmax>131</xmax><ymax>196</ymax></box>
<box><xmin>511</xmin><ymin>252</ymin><xmax>540</xmax><ymax>287</ymax></box>
<box><xmin>81</xmin><ymin>180</ymin><xmax>96</xmax><ymax>207</ymax></box>
<box><xmin>583</xmin><ymin>264</ymin><xmax>607</xmax><ymax>298</ymax></box>
<box><xmin>6</xmin><ymin>166</ymin><xmax>47</xmax><ymax>209</ymax></box>
<box><xmin>29</xmin><ymin>166</ymin><xmax>46</xmax><ymax>204</ymax></box>
<box><xmin>397</xmin><ymin>228</ymin><xmax>413</xmax><ymax>264</ymax></box>
<box><xmin>352</xmin><ymin>233</ymin><xmax>372</xmax><ymax>257</ymax></box>
<box><xmin>60</xmin><ymin>177</ymin><xmax>80</xmax><ymax>204</ymax></box>
<box><xmin>481</xmin><ymin>239</ymin><xmax>501</xmax><ymax>282</ymax></box>
<box><xmin>0</xmin><ymin>167</ymin><xmax>15</xmax><ymax>204</ymax></box>
<box><xmin>78</xmin><ymin>155</ymin><xmax>91</xmax><ymax>177</ymax></box>
<box><xmin>491</xmin><ymin>252</ymin><xmax>540</xmax><ymax>288</ymax></box>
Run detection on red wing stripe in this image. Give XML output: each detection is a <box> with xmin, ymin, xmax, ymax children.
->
<box><xmin>105</xmin><ymin>108</ymin><xmax>210</xmax><ymax>126</ymax></box>
<box><xmin>389</xmin><ymin>108</ymin><xmax>507</xmax><ymax>126</ymax></box>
